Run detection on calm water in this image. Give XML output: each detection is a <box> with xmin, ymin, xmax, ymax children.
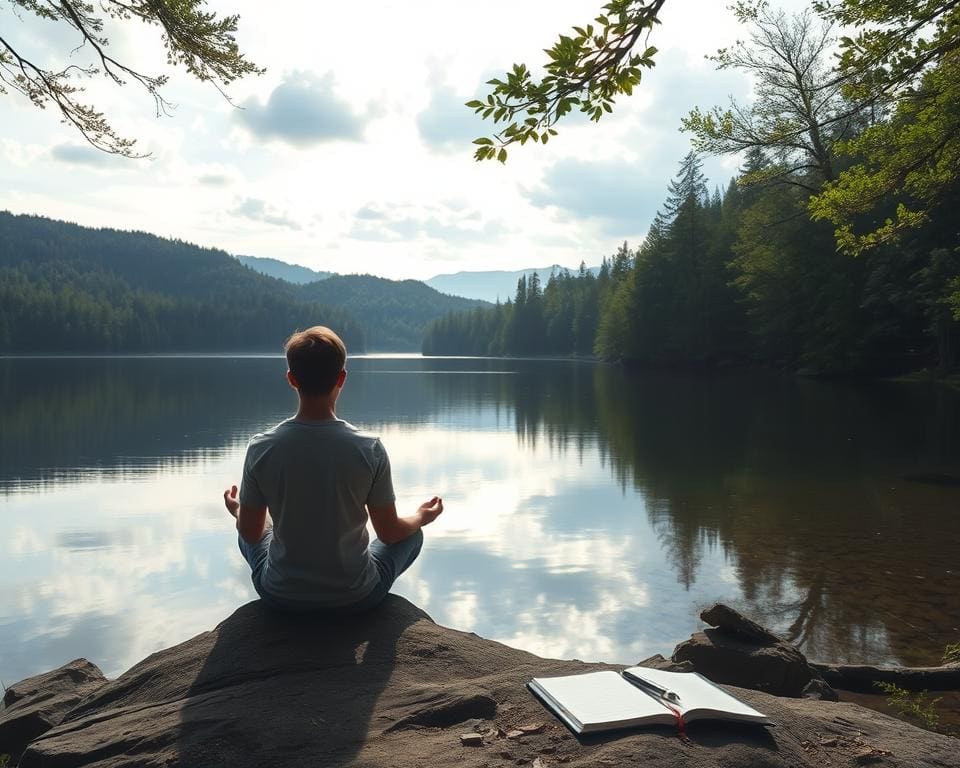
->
<box><xmin>1</xmin><ymin>356</ymin><xmax>958</xmax><ymax>685</ymax></box>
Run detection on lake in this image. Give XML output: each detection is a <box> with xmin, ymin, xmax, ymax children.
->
<box><xmin>1</xmin><ymin>355</ymin><xmax>958</xmax><ymax>685</ymax></box>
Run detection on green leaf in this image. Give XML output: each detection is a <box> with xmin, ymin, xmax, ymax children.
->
<box><xmin>472</xmin><ymin>137</ymin><xmax>494</xmax><ymax>145</ymax></box>
<box><xmin>497</xmin><ymin>147</ymin><xmax>507</xmax><ymax>163</ymax></box>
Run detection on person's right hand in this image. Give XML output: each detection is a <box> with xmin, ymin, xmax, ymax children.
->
<box><xmin>417</xmin><ymin>496</ymin><xmax>444</xmax><ymax>525</ymax></box>
<box><xmin>223</xmin><ymin>484</ymin><xmax>240</xmax><ymax>519</ymax></box>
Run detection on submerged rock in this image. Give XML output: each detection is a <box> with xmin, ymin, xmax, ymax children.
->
<box><xmin>12</xmin><ymin>597</ymin><xmax>960</xmax><ymax>767</ymax></box>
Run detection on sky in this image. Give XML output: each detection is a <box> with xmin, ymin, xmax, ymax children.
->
<box><xmin>0</xmin><ymin>0</ymin><xmax>810</xmax><ymax>280</ymax></box>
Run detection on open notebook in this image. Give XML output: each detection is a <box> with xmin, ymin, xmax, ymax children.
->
<box><xmin>528</xmin><ymin>667</ymin><xmax>773</xmax><ymax>735</ymax></box>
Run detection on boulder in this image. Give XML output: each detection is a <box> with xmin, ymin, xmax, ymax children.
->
<box><xmin>16</xmin><ymin>597</ymin><xmax>959</xmax><ymax>768</ymax></box>
<box><xmin>700</xmin><ymin>604</ymin><xmax>782</xmax><ymax>644</ymax></box>
<box><xmin>671</xmin><ymin>604</ymin><xmax>837</xmax><ymax>700</ymax></box>
<box><xmin>0</xmin><ymin>658</ymin><xmax>106</xmax><ymax>762</ymax></box>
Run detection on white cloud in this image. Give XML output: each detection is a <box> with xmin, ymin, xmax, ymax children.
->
<box><xmin>237</xmin><ymin>72</ymin><xmax>368</xmax><ymax>147</ymax></box>
<box><xmin>0</xmin><ymin>0</ymin><xmax>815</xmax><ymax>278</ymax></box>
<box><xmin>231</xmin><ymin>197</ymin><xmax>302</xmax><ymax>230</ymax></box>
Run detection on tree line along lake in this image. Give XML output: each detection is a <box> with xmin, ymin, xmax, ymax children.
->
<box><xmin>1</xmin><ymin>354</ymin><xmax>958</xmax><ymax>685</ymax></box>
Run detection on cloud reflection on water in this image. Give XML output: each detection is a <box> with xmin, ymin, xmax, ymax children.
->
<box><xmin>1</xmin><ymin>356</ymin><xmax>959</xmax><ymax>685</ymax></box>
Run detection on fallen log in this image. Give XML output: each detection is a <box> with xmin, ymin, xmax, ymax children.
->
<box><xmin>811</xmin><ymin>662</ymin><xmax>960</xmax><ymax>693</ymax></box>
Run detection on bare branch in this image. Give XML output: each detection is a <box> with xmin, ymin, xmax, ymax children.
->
<box><xmin>0</xmin><ymin>0</ymin><xmax>262</xmax><ymax>156</ymax></box>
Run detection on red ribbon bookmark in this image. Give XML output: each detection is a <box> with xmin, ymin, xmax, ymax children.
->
<box><xmin>663</xmin><ymin>701</ymin><xmax>686</xmax><ymax>737</ymax></box>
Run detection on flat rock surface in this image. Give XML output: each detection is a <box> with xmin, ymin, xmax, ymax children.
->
<box><xmin>19</xmin><ymin>598</ymin><xmax>960</xmax><ymax>767</ymax></box>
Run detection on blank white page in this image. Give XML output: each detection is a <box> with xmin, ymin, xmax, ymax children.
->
<box><xmin>622</xmin><ymin>667</ymin><xmax>770</xmax><ymax>722</ymax></box>
<box><xmin>530</xmin><ymin>670</ymin><xmax>673</xmax><ymax>731</ymax></box>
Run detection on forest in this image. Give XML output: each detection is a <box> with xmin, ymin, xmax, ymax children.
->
<box><xmin>423</xmin><ymin>150</ymin><xmax>958</xmax><ymax>373</ymax></box>
<box><xmin>424</xmin><ymin>4</ymin><xmax>960</xmax><ymax>375</ymax></box>
<box><xmin>0</xmin><ymin>212</ymin><xmax>483</xmax><ymax>353</ymax></box>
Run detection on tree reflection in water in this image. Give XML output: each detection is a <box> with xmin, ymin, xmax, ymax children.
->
<box><xmin>1</xmin><ymin>356</ymin><xmax>958</xmax><ymax>666</ymax></box>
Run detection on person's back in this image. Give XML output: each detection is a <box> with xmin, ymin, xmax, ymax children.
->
<box><xmin>242</xmin><ymin>418</ymin><xmax>392</xmax><ymax>607</ymax></box>
<box><xmin>223</xmin><ymin>326</ymin><xmax>443</xmax><ymax>612</ymax></box>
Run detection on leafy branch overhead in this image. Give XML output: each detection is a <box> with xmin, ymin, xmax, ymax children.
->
<box><xmin>0</xmin><ymin>0</ymin><xmax>263</xmax><ymax>156</ymax></box>
<box><xmin>808</xmin><ymin>0</ymin><xmax>960</xmax><ymax>254</ymax></box>
<box><xmin>469</xmin><ymin>0</ymin><xmax>665</xmax><ymax>162</ymax></box>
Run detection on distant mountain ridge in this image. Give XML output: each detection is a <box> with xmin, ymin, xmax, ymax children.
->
<box><xmin>236</xmin><ymin>254</ymin><xmax>331</xmax><ymax>284</ymax></box>
<box><xmin>425</xmin><ymin>265</ymin><xmax>601</xmax><ymax>303</ymax></box>
<box><xmin>237</xmin><ymin>253</ymin><xmax>603</xmax><ymax>306</ymax></box>
<box><xmin>297</xmin><ymin>275</ymin><xmax>489</xmax><ymax>352</ymax></box>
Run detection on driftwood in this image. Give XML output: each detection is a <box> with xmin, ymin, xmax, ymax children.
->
<box><xmin>811</xmin><ymin>662</ymin><xmax>960</xmax><ymax>693</ymax></box>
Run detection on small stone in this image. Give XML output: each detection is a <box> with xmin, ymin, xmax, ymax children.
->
<box><xmin>519</xmin><ymin>723</ymin><xmax>545</xmax><ymax>735</ymax></box>
<box><xmin>820</xmin><ymin>736</ymin><xmax>839</xmax><ymax>747</ymax></box>
<box><xmin>540</xmin><ymin>745</ymin><xmax>556</xmax><ymax>754</ymax></box>
<box><xmin>854</xmin><ymin>746</ymin><xmax>890</xmax><ymax>763</ymax></box>
<box><xmin>802</xmin><ymin>678</ymin><xmax>839</xmax><ymax>701</ymax></box>
<box><xmin>506</xmin><ymin>729</ymin><xmax>525</xmax><ymax>740</ymax></box>
<box><xmin>533</xmin><ymin>758</ymin><xmax>548</xmax><ymax>768</ymax></box>
<box><xmin>460</xmin><ymin>733</ymin><xmax>484</xmax><ymax>747</ymax></box>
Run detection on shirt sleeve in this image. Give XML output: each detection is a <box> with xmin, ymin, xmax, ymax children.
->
<box><xmin>367</xmin><ymin>439</ymin><xmax>396</xmax><ymax>507</ymax></box>
<box><xmin>239</xmin><ymin>441</ymin><xmax>267</xmax><ymax>509</ymax></box>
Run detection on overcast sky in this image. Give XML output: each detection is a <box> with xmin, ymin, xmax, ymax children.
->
<box><xmin>0</xmin><ymin>0</ymin><xmax>810</xmax><ymax>280</ymax></box>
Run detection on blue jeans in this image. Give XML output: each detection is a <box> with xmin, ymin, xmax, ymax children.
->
<box><xmin>237</xmin><ymin>527</ymin><xmax>423</xmax><ymax>613</ymax></box>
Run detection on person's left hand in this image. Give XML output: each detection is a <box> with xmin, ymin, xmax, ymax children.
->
<box><xmin>417</xmin><ymin>496</ymin><xmax>444</xmax><ymax>525</ymax></box>
<box><xmin>223</xmin><ymin>484</ymin><xmax>240</xmax><ymax>519</ymax></box>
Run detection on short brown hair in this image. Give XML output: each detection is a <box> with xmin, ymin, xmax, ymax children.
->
<box><xmin>284</xmin><ymin>326</ymin><xmax>347</xmax><ymax>396</ymax></box>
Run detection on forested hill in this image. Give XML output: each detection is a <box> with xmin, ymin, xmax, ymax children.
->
<box><xmin>297</xmin><ymin>275</ymin><xmax>489</xmax><ymax>351</ymax></box>
<box><xmin>0</xmin><ymin>212</ymin><xmax>487</xmax><ymax>354</ymax></box>
<box><xmin>0</xmin><ymin>212</ymin><xmax>355</xmax><ymax>354</ymax></box>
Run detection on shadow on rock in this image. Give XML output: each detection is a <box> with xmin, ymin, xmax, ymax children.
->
<box><xmin>20</xmin><ymin>596</ymin><xmax>427</xmax><ymax>768</ymax></box>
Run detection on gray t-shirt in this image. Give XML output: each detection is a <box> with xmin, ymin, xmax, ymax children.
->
<box><xmin>239</xmin><ymin>417</ymin><xmax>395</xmax><ymax>607</ymax></box>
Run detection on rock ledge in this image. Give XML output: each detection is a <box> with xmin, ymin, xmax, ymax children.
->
<box><xmin>3</xmin><ymin>598</ymin><xmax>958</xmax><ymax>768</ymax></box>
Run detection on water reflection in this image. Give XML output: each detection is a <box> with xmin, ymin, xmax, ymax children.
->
<box><xmin>1</xmin><ymin>357</ymin><xmax>958</xmax><ymax>686</ymax></box>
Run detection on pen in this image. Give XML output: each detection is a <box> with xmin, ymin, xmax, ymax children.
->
<box><xmin>621</xmin><ymin>670</ymin><xmax>680</xmax><ymax>702</ymax></box>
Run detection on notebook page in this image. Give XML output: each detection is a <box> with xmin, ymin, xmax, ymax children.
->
<box><xmin>531</xmin><ymin>670</ymin><xmax>672</xmax><ymax>729</ymax></box>
<box><xmin>621</xmin><ymin>667</ymin><xmax>770</xmax><ymax>722</ymax></box>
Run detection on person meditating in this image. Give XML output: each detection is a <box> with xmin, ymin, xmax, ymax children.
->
<box><xmin>223</xmin><ymin>326</ymin><xmax>443</xmax><ymax>611</ymax></box>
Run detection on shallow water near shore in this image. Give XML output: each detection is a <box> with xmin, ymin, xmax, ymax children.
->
<box><xmin>1</xmin><ymin>355</ymin><xmax>958</xmax><ymax>684</ymax></box>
